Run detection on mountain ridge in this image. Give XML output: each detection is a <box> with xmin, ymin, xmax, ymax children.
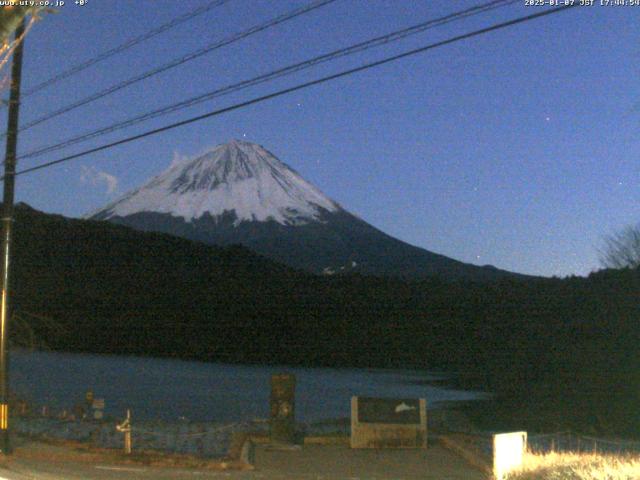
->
<box><xmin>10</xmin><ymin>201</ymin><xmax>640</xmax><ymax>437</ymax></box>
<box><xmin>90</xmin><ymin>140</ymin><xmax>525</xmax><ymax>281</ymax></box>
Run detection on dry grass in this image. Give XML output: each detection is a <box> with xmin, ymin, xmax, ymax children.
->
<box><xmin>506</xmin><ymin>451</ymin><xmax>640</xmax><ymax>480</ymax></box>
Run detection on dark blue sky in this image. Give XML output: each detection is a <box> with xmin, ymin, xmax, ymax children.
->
<box><xmin>6</xmin><ymin>0</ymin><xmax>639</xmax><ymax>277</ymax></box>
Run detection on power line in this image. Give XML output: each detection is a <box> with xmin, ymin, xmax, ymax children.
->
<box><xmin>20</xmin><ymin>0</ymin><xmax>518</xmax><ymax>162</ymax></box>
<box><xmin>11</xmin><ymin>5</ymin><xmax>577</xmax><ymax>179</ymax></box>
<box><xmin>17</xmin><ymin>0</ymin><xmax>232</xmax><ymax>100</ymax></box>
<box><xmin>20</xmin><ymin>0</ymin><xmax>515</xmax><ymax>160</ymax></box>
<box><xmin>9</xmin><ymin>0</ymin><xmax>337</xmax><ymax>136</ymax></box>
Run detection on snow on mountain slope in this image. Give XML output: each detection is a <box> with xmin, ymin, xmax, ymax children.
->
<box><xmin>90</xmin><ymin>140</ymin><xmax>339</xmax><ymax>226</ymax></box>
<box><xmin>89</xmin><ymin>139</ymin><xmax>523</xmax><ymax>281</ymax></box>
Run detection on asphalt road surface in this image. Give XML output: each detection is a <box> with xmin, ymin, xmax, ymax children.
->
<box><xmin>0</xmin><ymin>440</ymin><xmax>487</xmax><ymax>479</ymax></box>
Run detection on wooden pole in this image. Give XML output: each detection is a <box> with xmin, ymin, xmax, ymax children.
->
<box><xmin>124</xmin><ymin>409</ymin><xmax>131</xmax><ymax>454</ymax></box>
<box><xmin>0</xmin><ymin>18</ymin><xmax>26</xmax><ymax>455</ymax></box>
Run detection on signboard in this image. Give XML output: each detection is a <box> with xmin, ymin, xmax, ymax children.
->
<box><xmin>357</xmin><ymin>397</ymin><xmax>421</xmax><ymax>424</ymax></box>
<box><xmin>351</xmin><ymin>396</ymin><xmax>427</xmax><ymax>449</ymax></box>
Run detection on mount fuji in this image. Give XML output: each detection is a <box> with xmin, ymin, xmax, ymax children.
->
<box><xmin>89</xmin><ymin>140</ymin><xmax>516</xmax><ymax>280</ymax></box>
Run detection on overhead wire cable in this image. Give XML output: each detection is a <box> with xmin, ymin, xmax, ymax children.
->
<box><xmin>15</xmin><ymin>0</ymin><xmax>233</xmax><ymax>101</ymax></box>
<box><xmin>10</xmin><ymin>4</ymin><xmax>578</xmax><ymax>179</ymax></box>
<box><xmin>8</xmin><ymin>0</ymin><xmax>338</xmax><ymax>136</ymax></box>
<box><xmin>20</xmin><ymin>0</ymin><xmax>519</xmax><ymax>161</ymax></box>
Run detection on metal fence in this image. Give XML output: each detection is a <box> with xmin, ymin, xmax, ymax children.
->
<box><xmin>13</xmin><ymin>416</ymin><xmax>268</xmax><ymax>458</ymax></box>
<box><xmin>441</xmin><ymin>430</ymin><xmax>640</xmax><ymax>463</ymax></box>
<box><xmin>528</xmin><ymin>432</ymin><xmax>640</xmax><ymax>456</ymax></box>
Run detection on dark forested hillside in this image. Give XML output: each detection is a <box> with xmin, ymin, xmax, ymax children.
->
<box><xmin>9</xmin><ymin>204</ymin><xmax>640</xmax><ymax>436</ymax></box>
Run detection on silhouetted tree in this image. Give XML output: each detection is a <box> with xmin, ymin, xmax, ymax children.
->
<box><xmin>600</xmin><ymin>224</ymin><xmax>640</xmax><ymax>269</ymax></box>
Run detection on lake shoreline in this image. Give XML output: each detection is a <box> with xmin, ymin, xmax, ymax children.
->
<box><xmin>9</xmin><ymin>348</ymin><xmax>482</xmax><ymax>424</ymax></box>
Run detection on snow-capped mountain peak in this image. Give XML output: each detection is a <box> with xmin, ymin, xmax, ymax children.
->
<box><xmin>89</xmin><ymin>139</ymin><xmax>520</xmax><ymax>280</ymax></box>
<box><xmin>90</xmin><ymin>140</ymin><xmax>340</xmax><ymax>226</ymax></box>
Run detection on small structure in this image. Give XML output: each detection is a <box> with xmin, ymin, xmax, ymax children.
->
<box><xmin>493</xmin><ymin>431</ymin><xmax>527</xmax><ymax>480</ymax></box>
<box><xmin>270</xmin><ymin>374</ymin><xmax>296</xmax><ymax>444</ymax></box>
<box><xmin>350</xmin><ymin>396</ymin><xmax>427</xmax><ymax>449</ymax></box>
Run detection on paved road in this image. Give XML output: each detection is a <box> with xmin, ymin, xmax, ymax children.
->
<box><xmin>251</xmin><ymin>444</ymin><xmax>488</xmax><ymax>479</ymax></box>
<box><xmin>0</xmin><ymin>440</ymin><xmax>488</xmax><ymax>479</ymax></box>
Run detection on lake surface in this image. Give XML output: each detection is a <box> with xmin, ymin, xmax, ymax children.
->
<box><xmin>10</xmin><ymin>349</ymin><xmax>482</xmax><ymax>423</ymax></box>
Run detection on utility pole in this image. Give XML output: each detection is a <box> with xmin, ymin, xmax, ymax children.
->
<box><xmin>0</xmin><ymin>18</ymin><xmax>26</xmax><ymax>455</ymax></box>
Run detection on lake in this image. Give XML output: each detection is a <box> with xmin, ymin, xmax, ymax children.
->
<box><xmin>10</xmin><ymin>349</ymin><xmax>482</xmax><ymax>423</ymax></box>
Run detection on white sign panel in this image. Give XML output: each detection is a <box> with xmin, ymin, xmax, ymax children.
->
<box><xmin>493</xmin><ymin>431</ymin><xmax>527</xmax><ymax>480</ymax></box>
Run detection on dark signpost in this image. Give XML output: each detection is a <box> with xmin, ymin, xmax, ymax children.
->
<box><xmin>269</xmin><ymin>373</ymin><xmax>296</xmax><ymax>444</ymax></box>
